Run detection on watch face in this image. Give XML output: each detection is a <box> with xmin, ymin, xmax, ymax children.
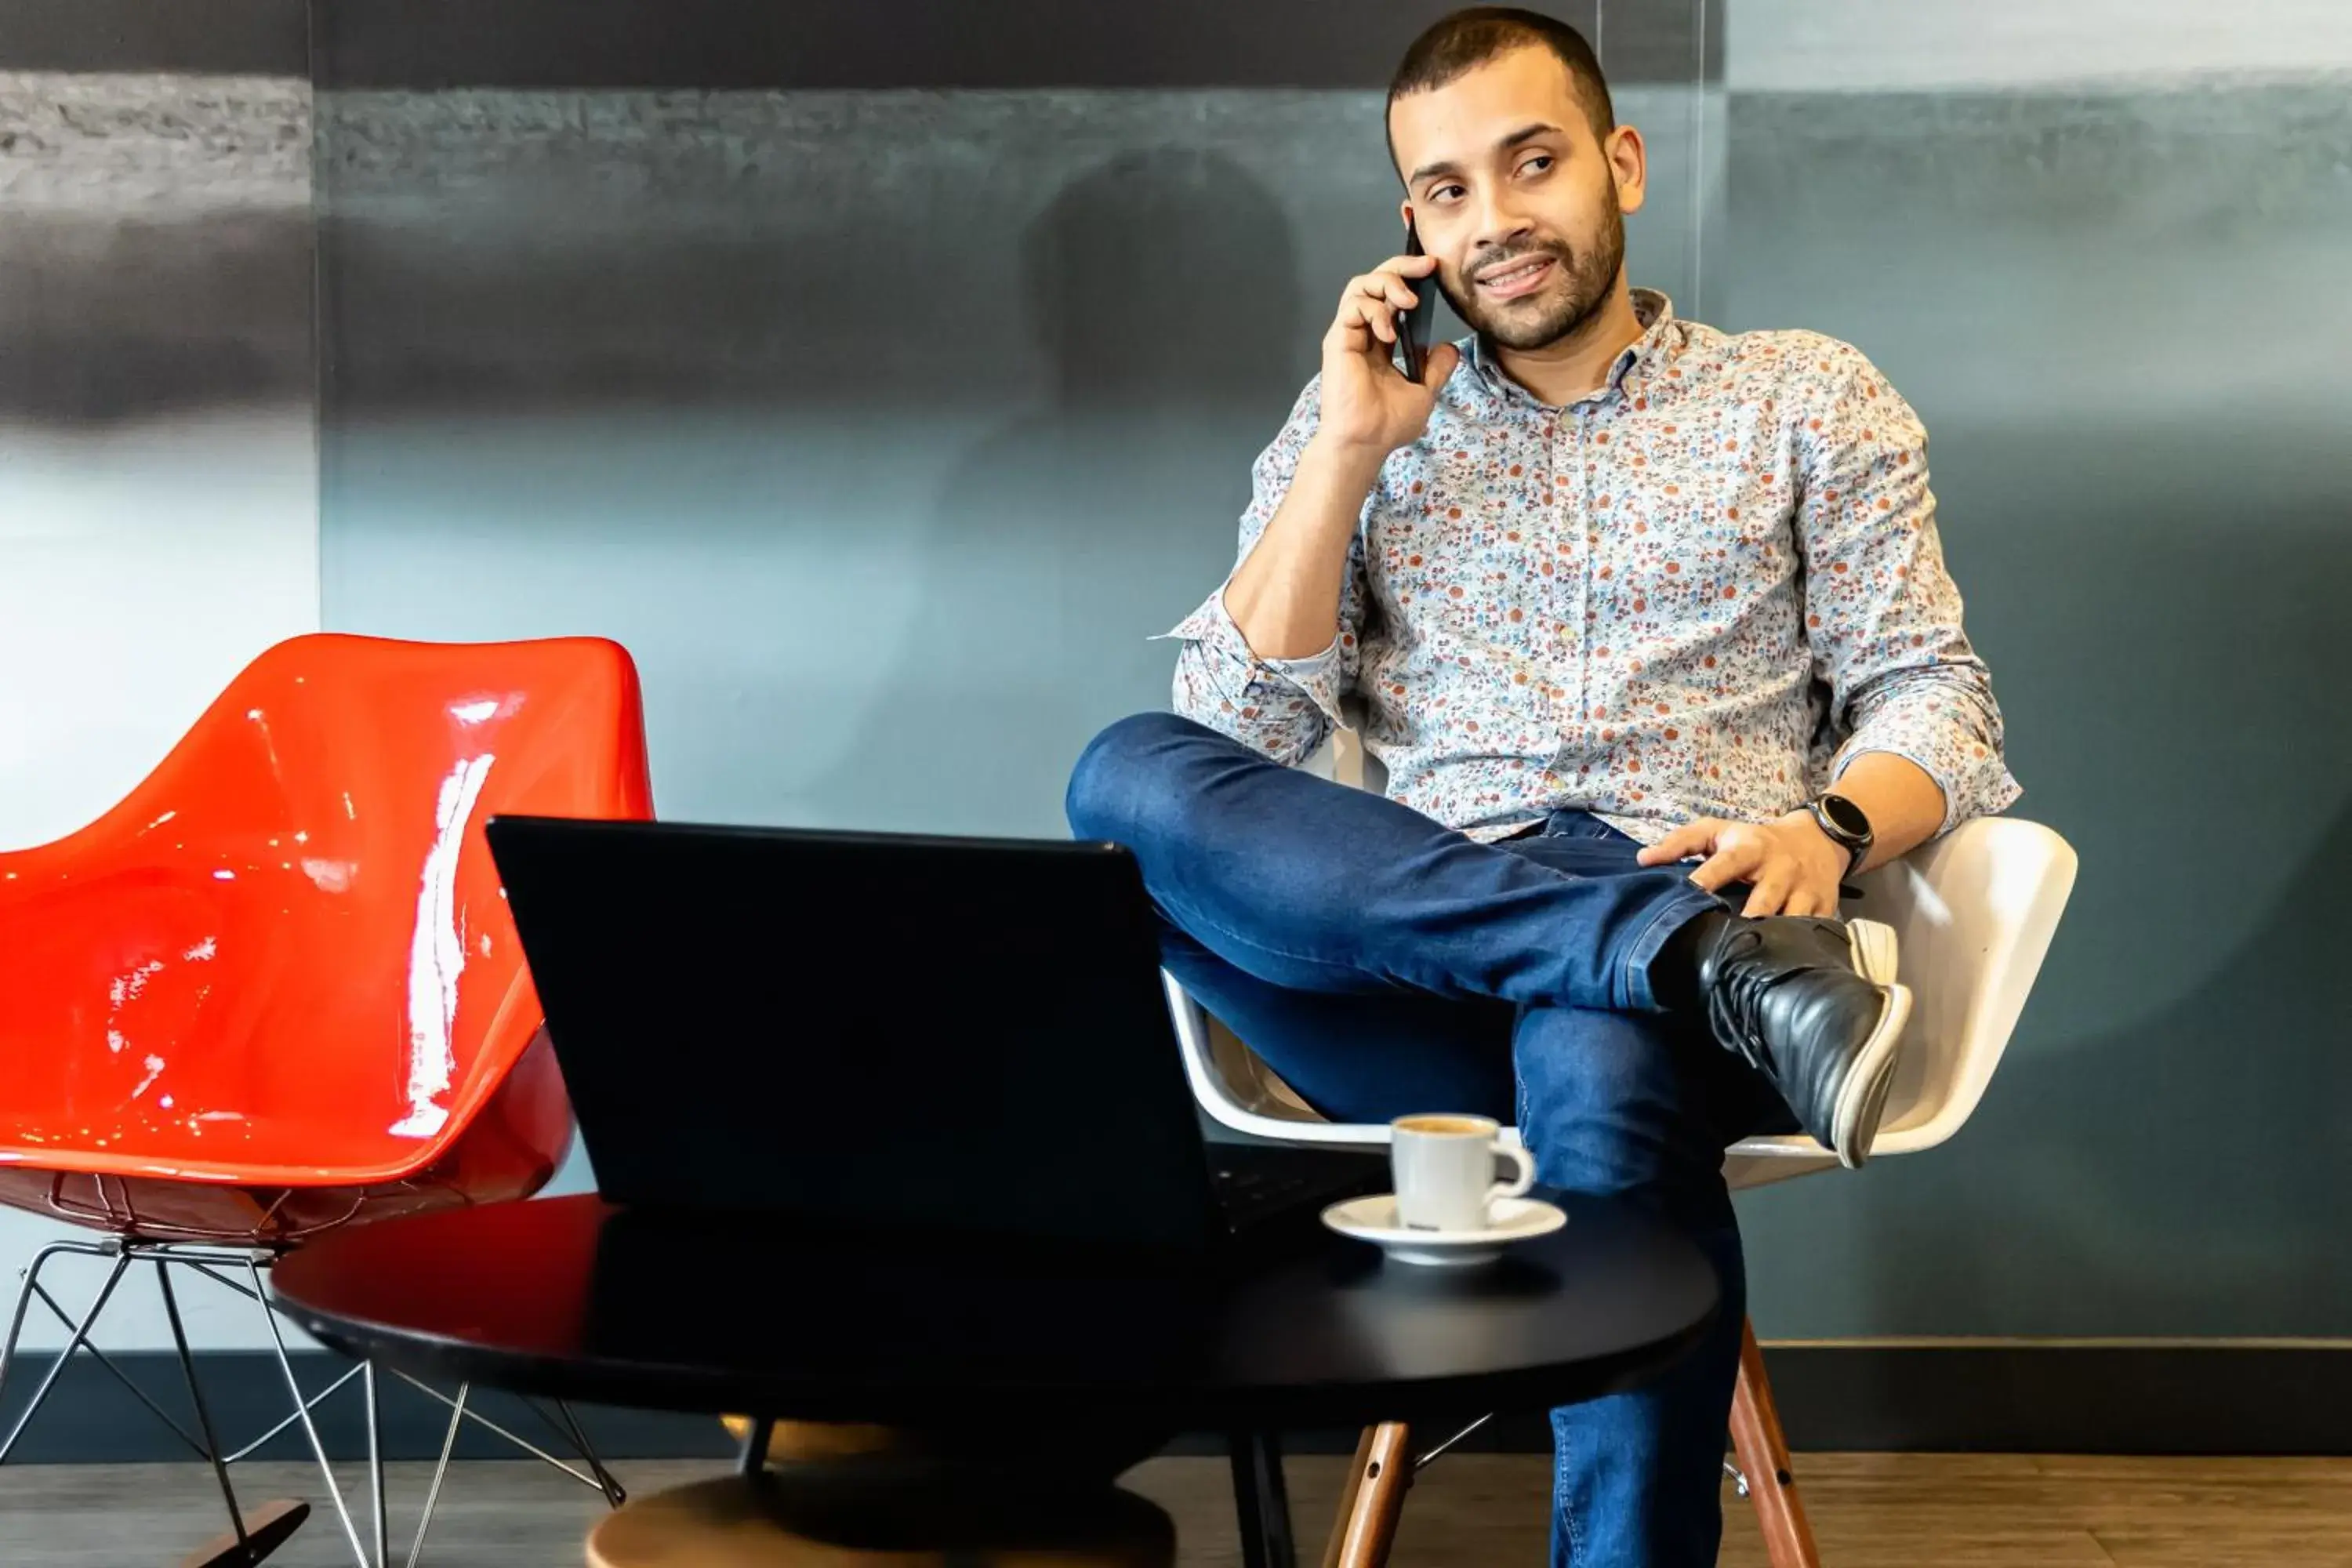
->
<box><xmin>1820</xmin><ymin>793</ymin><xmax>1871</xmax><ymax>838</ymax></box>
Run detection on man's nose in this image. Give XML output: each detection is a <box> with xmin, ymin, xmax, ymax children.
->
<box><xmin>1468</xmin><ymin>196</ymin><xmax>1536</xmax><ymax>260</ymax></box>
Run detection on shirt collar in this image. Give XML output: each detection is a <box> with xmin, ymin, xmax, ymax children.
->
<box><xmin>1465</xmin><ymin>288</ymin><xmax>1678</xmax><ymax>412</ymax></box>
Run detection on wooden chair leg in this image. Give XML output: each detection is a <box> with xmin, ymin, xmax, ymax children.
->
<box><xmin>1321</xmin><ymin>1423</ymin><xmax>1414</xmax><ymax>1568</ymax></box>
<box><xmin>1728</xmin><ymin>1317</ymin><xmax>1823</xmax><ymax>1568</ymax></box>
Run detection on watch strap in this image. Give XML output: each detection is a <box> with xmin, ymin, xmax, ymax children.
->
<box><xmin>1810</xmin><ymin>795</ymin><xmax>1872</xmax><ymax>878</ymax></box>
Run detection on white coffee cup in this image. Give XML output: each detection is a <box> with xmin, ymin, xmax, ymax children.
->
<box><xmin>1389</xmin><ymin>1113</ymin><xmax>1536</xmax><ymax>1232</ymax></box>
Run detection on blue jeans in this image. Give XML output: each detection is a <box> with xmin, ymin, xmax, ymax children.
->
<box><xmin>1065</xmin><ymin>713</ymin><xmax>1799</xmax><ymax>1568</ymax></box>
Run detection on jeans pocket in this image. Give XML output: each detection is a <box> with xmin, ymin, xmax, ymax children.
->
<box><xmin>1540</xmin><ymin>811</ymin><xmax>1628</xmax><ymax>842</ymax></box>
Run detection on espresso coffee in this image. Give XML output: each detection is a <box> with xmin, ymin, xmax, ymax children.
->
<box><xmin>1393</xmin><ymin>1114</ymin><xmax>1490</xmax><ymax>1136</ymax></box>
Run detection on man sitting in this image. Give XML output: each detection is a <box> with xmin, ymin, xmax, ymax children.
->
<box><xmin>1065</xmin><ymin>9</ymin><xmax>2018</xmax><ymax>1566</ymax></box>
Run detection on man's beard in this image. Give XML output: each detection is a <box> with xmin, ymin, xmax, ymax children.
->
<box><xmin>1445</xmin><ymin>199</ymin><xmax>1626</xmax><ymax>352</ymax></box>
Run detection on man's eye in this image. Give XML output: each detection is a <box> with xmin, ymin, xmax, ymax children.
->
<box><xmin>1429</xmin><ymin>183</ymin><xmax>1466</xmax><ymax>203</ymax></box>
<box><xmin>1520</xmin><ymin>155</ymin><xmax>1555</xmax><ymax>176</ymax></box>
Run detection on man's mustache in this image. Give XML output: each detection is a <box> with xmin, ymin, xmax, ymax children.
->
<box><xmin>1464</xmin><ymin>238</ymin><xmax>1573</xmax><ymax>284</ymax></box>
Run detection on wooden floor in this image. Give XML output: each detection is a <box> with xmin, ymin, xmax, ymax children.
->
<box><xmin>3</xmin><ymin>1454</ymin><xmax>2350</xmax><ymax>1566</ymax></box>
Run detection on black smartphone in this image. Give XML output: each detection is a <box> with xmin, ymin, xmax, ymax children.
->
<box><xmin>1394</xmin><ymin>223</ymin><xmax>1437</xmax><ymax>382</ymax></box>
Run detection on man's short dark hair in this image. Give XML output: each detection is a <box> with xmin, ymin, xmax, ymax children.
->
<box><xmin>1387</xmin><ymin>7</ymin><xmax>1616</xmax><ymax>160</ymax></box>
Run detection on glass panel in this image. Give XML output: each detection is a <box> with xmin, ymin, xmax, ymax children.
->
<box><xmin>1727</xmin><ymin>0</ymin><xmax>2352</xmax><ymax>1337</ymax></box>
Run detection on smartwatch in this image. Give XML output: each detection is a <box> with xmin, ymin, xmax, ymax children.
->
<box><xmin>1808</xmin><ymin>793</ymin><xmax>1874</xmax><ymax>878</ymax></box>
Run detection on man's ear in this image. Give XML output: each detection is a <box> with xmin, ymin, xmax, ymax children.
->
<box><xmin>1606</xmin><ymin>125</ymin><xmax>1649</xmax><ymax>217</ymax></box>
<box><xmin>1398</xmin><ymin>198</ymin><xmax>1417</xmax><ymax>241</ymax></box>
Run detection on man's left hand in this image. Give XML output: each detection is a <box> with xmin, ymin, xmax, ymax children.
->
<box><xmin>1635</xmin><ymin>812</ymin><xmax>1849</xmax><ymax>918</ymax></box>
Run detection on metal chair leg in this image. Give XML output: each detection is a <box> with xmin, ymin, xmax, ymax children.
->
<box><xmin>3</xmin><ymin>1244</ymin><xmax>314</xmax><ymax>1566</ymax></box>
<box><xmin>387</xmin><ymin>1367</ymin><xmax>614</xmax><ymax>1494</ymax></box>
<box><xmin>547</xmin><ymin>1399</ymin><xmax>627</xmax><ymax>1507</ymax></box>
<box><xmin>0</xmin><ymin>1241</ymin><xmax>83</xmax><ymax>1441</ymax></box>
<box><xmin>154</xmin><ymin>1256</ymin><xmax>321</xmax><ymax>1568</ymax></box>
<box><xmin>405</xmin><ymin>1384</ymin><xmax>468</xmax><ymax>1568</ymax></box>
<box><xmin>365</xmin><ymin>1363</ymin><xmax>390</xmax><ymax>1568</ymax></box>
<box><xmin>247</xmin><ymin>1258</ymin><xmax>374</xmax><ymax>1568</ymax></box>
<box><xmin>1729</xmin><ymin>1317</ymin><xmax>1824</xmax><ymax>1568</ymax></box>
<box><xmin>27</xmin><ymin>1272</ymin><xmax>209</xmax><ymax>1457</ymax></box>
<box><xmin>0</xmin><ymin>1248</ymin><xmax>130</xmax><ymax>1463</ymax></box>
<box><xmin>0</xmin><ymin>1240</ymin><xmax>80</xmax><ymax>1413</ymax></box>
<box><xmin>377</xmin><ymin>1367</ymin><xmax>601</xmax><ymax>1566</ymax></box>
<box><xmin>0</xmin><ymin>1240</ymin><xmax>626</xmax><ymax>1566</ymax></box>
<box><xmin>158</xmin><ymin>1259</ymin><xmax>253</xmax><ymax>1550</ymax></box>
<box><xmin>216</xmin><ymin>1362</ymin><xmax>366</xmax><ymax>1463</ymax></box>
<box><xmin>1409</xmin><ymin>1413</ymin><xmax>1488</xmax><ymax>1474</ymax></box>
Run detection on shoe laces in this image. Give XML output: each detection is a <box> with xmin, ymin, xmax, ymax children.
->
<box><xmin>1704</xmin><ymin>924</ymin><xmax>1817</xmax><ymax>1080</ymax></box>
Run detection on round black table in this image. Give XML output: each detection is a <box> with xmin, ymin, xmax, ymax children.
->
<box><xmin>273</xmin><ymin>1194</ymin><xmax>1716</xmax><ymax>1567</ymax></box>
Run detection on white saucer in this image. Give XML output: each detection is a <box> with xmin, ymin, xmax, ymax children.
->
<box><xmin>1320</xmin><ymin>1194</ymin><xmax>1568</xmax><ymax>1268</ymax></box>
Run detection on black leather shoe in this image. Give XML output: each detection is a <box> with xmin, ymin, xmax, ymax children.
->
<box><xmin>1694</xmin><ymin>913</ymin><xmax>1911</xmax><ymax>1167</ymax></box>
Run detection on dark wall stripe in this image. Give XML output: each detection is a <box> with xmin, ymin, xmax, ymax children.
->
<box><xmin>6</xmin><ymin>1346</ymin><xmax>2349</xmax><ymax>1464</ymax></box>
<box><xmin>1766</xmin><ymin>1345</ymin><xmax>2352</xmax><ymax>1457</ymax></box>
<box><xmin>0</xmin><ymin>1</ymin><xmax>307</xmax><ymax>76</ymax></box>
<box><xmin>0</xmin><ymin>0</ymin><xmax>1721</xmax><ymax>89</ymax></box>
<box><xmin>307</xmin><ymin>0</ymin><xmax>1726</xmax><ymax>92</ymax></box>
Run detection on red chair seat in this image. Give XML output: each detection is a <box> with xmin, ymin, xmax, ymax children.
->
<box><xmin>0</xmin><ymin>634</ymin><xmax>652</xmax><ymax>1246</ymax></box>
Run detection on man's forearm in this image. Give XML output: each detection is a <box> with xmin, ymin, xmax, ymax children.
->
<box><xmin>1826</xmin><ymin>752</ymin><xmax>1947</xmax><ymax>871</ymax></box>
<box><xmin>1221</xmin><ymin>434</ymin><xmax>1385</xmax><ymax>659</ymax></box>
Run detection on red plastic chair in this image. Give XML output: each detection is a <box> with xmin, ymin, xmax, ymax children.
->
<box><xmin>0</xmin><ymin>633</ymin><xmax>652</xmax><ymax>1567</ymax></box>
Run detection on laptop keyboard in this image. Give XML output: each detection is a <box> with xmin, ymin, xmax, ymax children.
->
<box><xmin>1211</xmin><ymin>1159</ymin><xmax>1370</xmax><ymax>1232</ymax></box>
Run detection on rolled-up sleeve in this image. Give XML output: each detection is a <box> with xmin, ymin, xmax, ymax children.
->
<box><xmin>1795</xmin><ymin>347</ymin><xmax>2023</xmax><ymax>834</ymax></box>
<box><xmin>1159</xmin><ymin>376</ymin><xmax>1368</xmax><ymax>768</ymax></box>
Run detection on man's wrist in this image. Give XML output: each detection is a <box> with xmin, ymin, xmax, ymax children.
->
<box><xmin>1775</xmin><ymin>809</ymin><xmax>1853</xmax><ymax>878</ymax></box>
<box><xmin>1301</xmin><ymin>429</ymin><xmax>1394</xmax><ymax>488</ymax></box>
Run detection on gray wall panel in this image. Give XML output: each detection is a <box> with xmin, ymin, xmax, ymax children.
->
<box><xmin>1726</xmin><ymin>81</ymin><xmax>2352</xmax><ymax>1335</ymax></box>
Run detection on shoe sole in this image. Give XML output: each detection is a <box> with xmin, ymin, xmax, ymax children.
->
<box><xmin>1848</xmin><ymin>918</ymin><xmax>1898</xmax><ymax>986</ymax></box>
<box><xmin>1830</xmin><ymin>980</ymin><xmax>1912</xmax><ymax>1169</ymax></box>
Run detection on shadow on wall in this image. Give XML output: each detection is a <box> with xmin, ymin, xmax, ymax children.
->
<box><xmin>1018</xmin><ymin>148</ymin><xmax>1304</xmax><ymax>411</ymax></box>
<box><xmin>807</xmin><ymin>147</ymin><xmax>1308</xmax><ymax>835</ymax></box>
<box><xmin>0</xmin><ymin>211</ymin><xmax>314</xmax><ymax>424</ymax></box>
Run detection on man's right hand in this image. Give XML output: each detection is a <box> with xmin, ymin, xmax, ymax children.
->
<box><xmin>1221</xmin><ymin>254</ymin><xmax>1460</xmax><ymax>662</ymax></box>
<box><xmin>1316</xmin><ymin>252</ymin><xmax>1462</xmax><ymax>457</ymax></box>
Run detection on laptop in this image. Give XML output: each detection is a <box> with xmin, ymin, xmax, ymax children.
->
<box><xmin>483</xmin><ymin>816</ymin><xmax>1385</xmax><ymax>1262</ymax></box>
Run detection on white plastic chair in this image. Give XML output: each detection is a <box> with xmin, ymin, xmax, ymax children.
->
<box><xmin>1162</xmin><ymin>728</ymin><xmax>2078</xmax><ymax>1567</ymax></box>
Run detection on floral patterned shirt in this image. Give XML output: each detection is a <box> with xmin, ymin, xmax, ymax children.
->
<box><xmin>1167</xmin><ymin>291</ymin><xmax>2020</xmax><ymax>845</ymax></box>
